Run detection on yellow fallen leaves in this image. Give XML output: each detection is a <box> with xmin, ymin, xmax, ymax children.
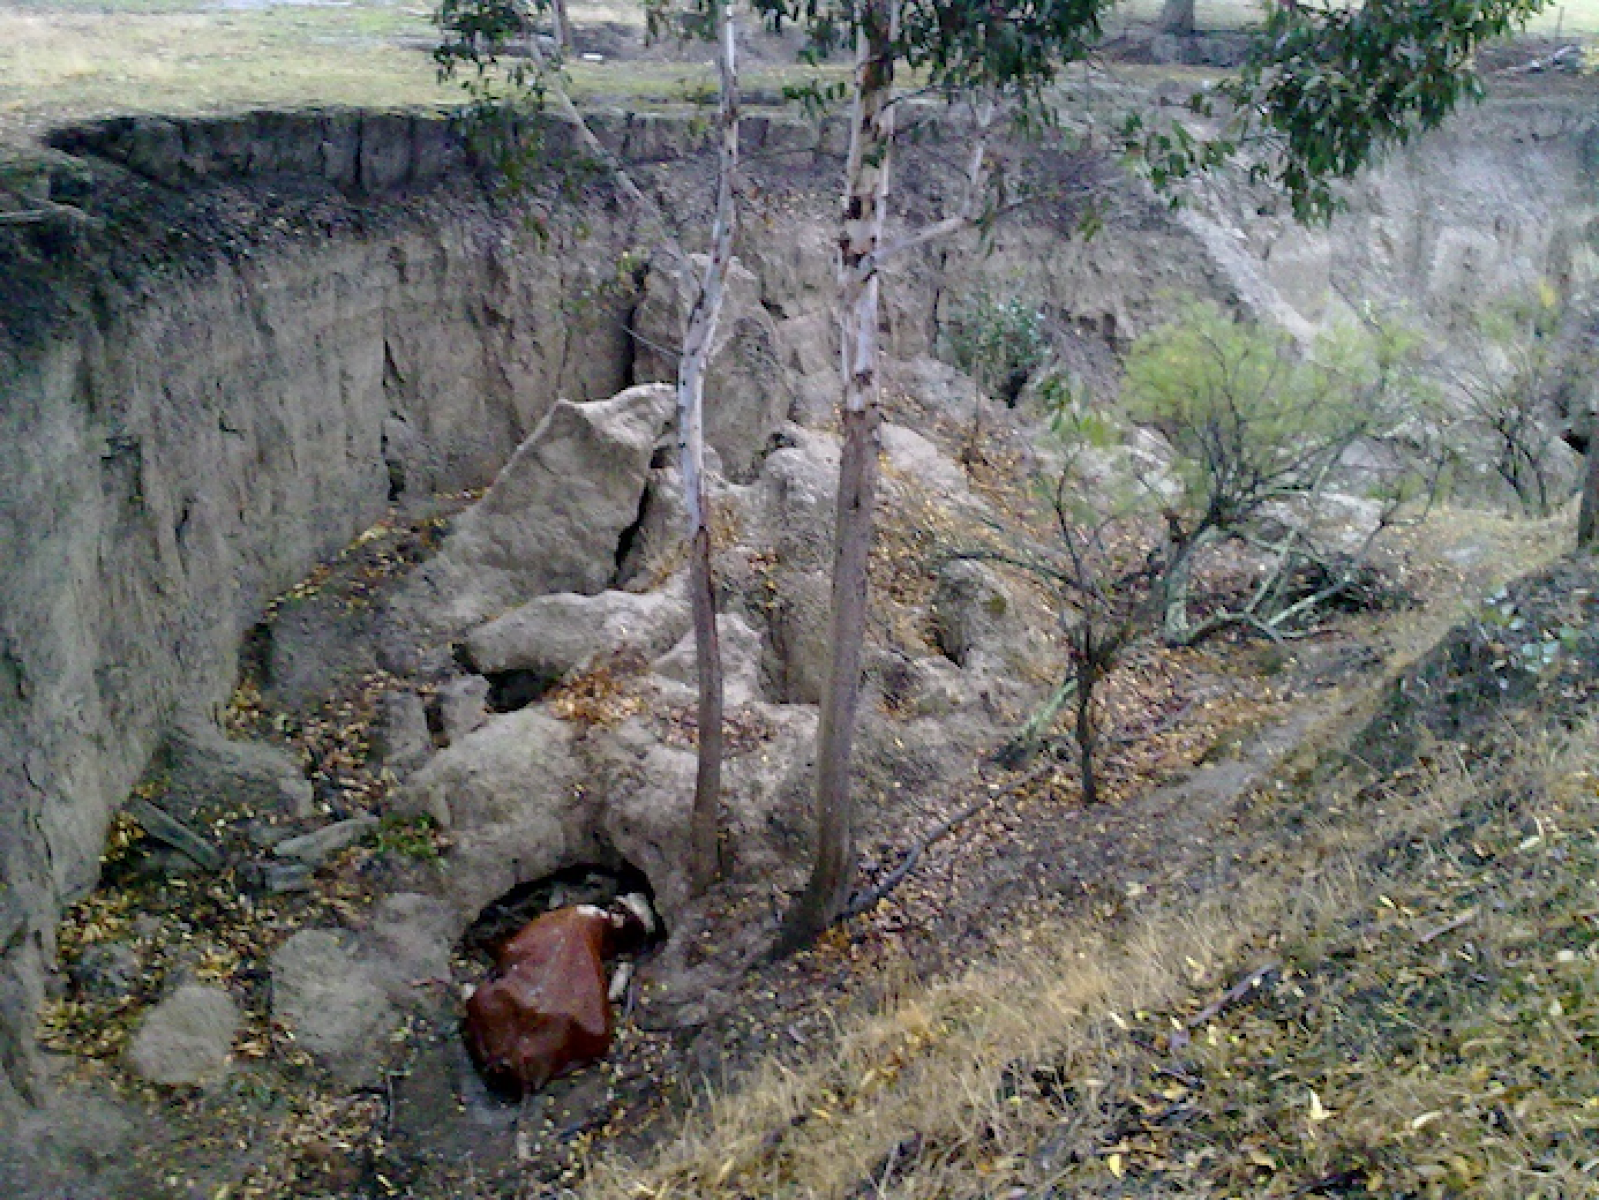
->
<box><xmin>1306</xmin><ymin>1089</ymin><xmax>1333</xmax><ymax>1123</ymax></box>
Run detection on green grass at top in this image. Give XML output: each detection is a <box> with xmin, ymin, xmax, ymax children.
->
<box><xmin>1108</xmin><ymin>0</ymin><xmax>1599</xmax><ymax>35</ymax></box>
<box><xmin>0</xmin><ymin>0</ymin><xmax>822</xmax><ymax>149</ymax></box>
<box><xmin>0</xmin><ymin>2</ymin><xmax>458</xmax><ymax>143</ymax></box>
<box><xmin>563</xmin><ymin>61</ymin><xmax>849</xmax><ymax>107</ymax></box>
<box><xmin>0</xmin><ymin>0</ymin><xmax>838</xmax><ymax>151</ymax></box>
<box><xmin>3</xmin><ymin>0</ymin><xmax>1596</xmax><ymax>151</ymax></box>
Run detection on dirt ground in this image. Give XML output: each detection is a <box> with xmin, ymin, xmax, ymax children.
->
<box><xmin>44</xmin><ymin>386</ymin><xmax>1553</xmax><ymax>1200</ymax></box>
<box><xmin>17</xmin><ymin>9</ymin><xmax>1599</xmax><ymax>1196</ymax></box>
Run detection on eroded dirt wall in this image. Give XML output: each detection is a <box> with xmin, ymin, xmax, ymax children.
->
<box><xmin>0</xmin><ymin>115</ymin><xmax>646</xmax><ymax>1129</ymax></box>
<box><xmin>1185</xmin><ymin>96</ymin><xmax>1599</xmax><ymax>338</ymax></box>
<box><xmin>1</xmin><ymin>90</ymin><xmax>1595</xmax><ymax>1148</ymax></box>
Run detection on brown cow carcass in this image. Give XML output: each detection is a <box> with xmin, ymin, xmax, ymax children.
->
<box><xmin>463</xmin><ymin>895</ymin><xmax>653</xmax><ymax>1096</ymax></box>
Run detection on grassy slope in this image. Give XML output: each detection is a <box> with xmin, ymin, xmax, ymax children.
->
<box><xmin>10</xmin><ymin>3</ymin><xmax>1599</xmax><ymax>1196</ymax></box>
<box><xmin>579</xmin><ymin>515</ymin><xmax>1599</xmax><ymax>1199</ymax></box>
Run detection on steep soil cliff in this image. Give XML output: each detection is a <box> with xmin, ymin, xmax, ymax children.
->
<box><xmin>1</xmin><ymin>89</ymin><xmax>1596</xmax><ymax>1177</ymax></box>
<box><xmin>0</xmin><ymin>110</ymin><xmax>653</xmax><ymax>1127</ymax></box>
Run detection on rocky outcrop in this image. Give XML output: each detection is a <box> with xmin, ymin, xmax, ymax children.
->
<box><xmin>400</xmin><ymin>384</ymin><xmax>678</xmax><ymax>632</ymax></box>
<box><xmin>3</xmin><ymin>89</ymin><xmax>1597</xmax><ymax>1147</ymax></box>
<box><xmin>162</xmin><ymin>716</ymin><xmax>314</xmax><ymax>824</ymax></box>
<box><xmin>270</xmin><ymin>929</ymin><xmax>398</xmax><ymax>1086</ymax></box>
<box><xmin>931</xmin><ymin>560</ymin><xmax>1025</xmax><ymax>672</ymax></box>
<box><xmin>633</xmin><ymin>254</ymin><xmax>794</xmax><ymax>480</ymax></box>
<box><xmin>462</xmin><ymin>586</ymin><xmax>693</xmax><ymax>682</ymax></box>
<box><xmin>398</xmin><ymin>707</ymin><xmax>591</xmax><ymax>857</ymax></box>
<box><xmin>654</xmin><ymin>611</ymin><xmax>767</xmax><ymax>707</ymax></box>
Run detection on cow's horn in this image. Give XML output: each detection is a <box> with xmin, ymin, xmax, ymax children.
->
<box><xmin>617</xmin><ymin>892</ymin><xmax>657</xmax><ymax>935</ymax></box>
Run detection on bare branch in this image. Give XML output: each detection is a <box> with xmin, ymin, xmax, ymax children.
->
<box><xmin>843</xmin><ymin>762</ymin><xmax>1056</xmax><ymax>917</ymax></box>
<box><xmin>876</xmin><ymin>93</ymin><xmax>995</xmax><ymax>264</ymax></box>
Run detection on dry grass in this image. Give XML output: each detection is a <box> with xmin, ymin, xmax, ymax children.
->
<box><xmin>580</xmin><ymin>727</ymin><xmax>1599</xmax><ymax>1200</ymax></box>
<box><xmin>572</xmin><ymin>511</ymin><xmax>1599</xmax><ymax>1200</ymax></box>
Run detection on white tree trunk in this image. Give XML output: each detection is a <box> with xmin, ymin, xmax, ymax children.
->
<box><xmin>550</xmin><ymin>0</ymin><xmax>572</xmax><ymax>53</ymax></box>
<box><xmin>512</xmin><ymin>2</ymin><xmax>731</xmax><ymax>889</ymax></box>
<box><xmin>780</xmin><ymin>0</ymin><xmax>898</xmax><ymax>948</ymax></box>
<box><xmin>1157</xmin><ymin>0</ymin><xmax>1195</xmax><ymax>35</ymax></box>
<box><xmin>681</xmin><ymin>0</ymin><xmax>739</xmax><ymax>894</ymax></box>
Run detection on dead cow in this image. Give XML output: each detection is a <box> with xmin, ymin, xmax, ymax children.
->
<box><xmin>463</xmin><ymin>894</ymin><xmax>655</xmax><ymax>1095</ymax></box>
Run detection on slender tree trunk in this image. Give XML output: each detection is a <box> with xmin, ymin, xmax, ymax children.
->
<box><xmin>550</xmin><ymin>0</ymin><xmax>571</xmax><ymax>53</ymax></box>
<box><xmin>1162</xmin><ymin>539</ymin><xmax>1198</xmax><ymax>643</ymax></box>
<box><xmin>681</xmin><ymin>0</ymin><xmax>739</xmax><ymax>895</ymax></box>
<box><xmin>1075</xmin><ymin>653</ymin><xmax>1098</xmax><ymax>807</ymax></box>
<box><xmin>777</xmin><ymin>0</ymin><xmax>897</xmax><ymax>952</ymax></box>
<box><xmin>1160</xmin><ymin>526</ymin><xmax>1216</xmax><ymax>644</ymax></box>
<box><xmin>1579</xmin><ymin>437</ymin><xmax>1599</xmax><ymax>550</ymax></box>
<box><xmin>1157</xmin><ymin>0</ymin><xmax>1195</xmax><ymax>35</ymax></box>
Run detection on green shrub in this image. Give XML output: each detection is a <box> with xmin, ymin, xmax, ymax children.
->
<box><xmin>945</xmin><ymin>291</ymin><xmax>1051</xmax><ymax>405</ymax></box>
<box><xmin>1120</xmin><ymin>301</ymin><xmax>1422</xmax><ymax>531</ymax></box>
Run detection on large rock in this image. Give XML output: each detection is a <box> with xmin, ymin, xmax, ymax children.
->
<box><xmin>766</xmin><ymin>569</ymin><xmax>834</xmax><ymax>705</ymax></box>
<box><xmin>582</xmin><ymin>706</ymin><xmax>816</xmax><ymax>935</ymax></box>
<box><xmin>402</xmin><ymin>385</ymin><xmax>677</xmax><ymax>632</ymax></box>
<box><xmin>371</xmin><ymin>690</ymin><xmax>433</xmax><ymax>773</ymax></box>
<box><xmin>930</xmin><ymin>560</ymin><xmax>1023</xmax><ymax>671</ymax></box>
<box><xmin>162</xmin><ymin>716</ymin><xmax>313</xmax><ymax>823</ymax></box>
<box><xmin>653</xmin><ymin>611</ymin><xmax>767</xmax><ymax>707</ymax></box>
<box><xmin>598</xmin><ymin>704</ymin><xmax>816</xmax><ymax>1024</ymax></box>
<box><xmin>366</xmin><ymin>893</ymin><xmax>456</xmax><ymax>1010</ymax></box>
<box><xmin>755</xmin><ymin>427</ymin><xmax>840</xmax><ymax>573</ymax></box>
<box><xmin>612</xmin><ymin>461</ymin><xmax>749</xmax><ymax>589</ymax></box>
<box><xmin>740</xmin><ymin>428</ymin><xmax>842</xmax><ymax>703</ymax></box>
<box><xmin>633</xmin><ymin>256</ymin><xmax>793</xmax><ymax>481</ymax></box>
<box><xmin>2</xmin><ymin>1084</ymin><xmax>145</xmax><ymax>1199</ymax></box>
<box><xmin>461</xmin><ymin>586</ymin><xmax>692</xmax><ymax>682</ymax></box>
<box><xmin>398</xmin><ymin>692</ymin><xmax>813</xmax><ymax>945</ymax></box>
<box><xmin>397</xmin><ymin>709</ymin><xmax>608</xmax><ymax>925</ymax></box>
<box><xmin>270</xmin><ymin>929</ymin><xmax>397</xmax><ymax>1086</ymax></box>
<box><xmin>435</xmin><ymin>674</ymin><xmax>490</xmax><ymax>745</ymax></box>
<box><xmin>580</xmin><ymin>721</ymin><xmax>700</xmax><ymax>928</ymax></box>
<box><xmin>125</xmin><ymin>984</ymin><xmax>239</xmax><ymax>1086</ymax></box>
<box><xmin>881</xmin><ymin>422</ymin><xmax>973</xmax><ymax>503</ymax></box>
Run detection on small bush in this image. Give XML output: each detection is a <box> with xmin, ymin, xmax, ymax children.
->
<box><xmin>374</xmin><ymin>813</ymin><xmax>446</xmax><ymax>863</ymax></box>
<box><xmin>945</xmin><ymin>291</ymin><xmax>1051</xmax><ymax>405</ymax></box>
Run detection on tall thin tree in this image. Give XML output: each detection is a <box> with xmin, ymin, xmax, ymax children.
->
<box><xmin>759</xmin><ymin>0</ymin><xmax>1551</xmax><ymax>950</ymax></box>
<box><xmin>761</xmin><ymin>0</ymin><xmax>1110</xmax><ymax>952</ymax></box>
<box><xmin>438</xmin><ymin>0</ymin><xmax>739</xmax><ymax>893</ymax></box>
<box><xmin>679</xmin><ymin>0</ymin><xmax>739</xmax><ymax>892</ymax></box>
<box><xmin>779</xmin><ymin>0</ymin><xmax>899</xmax><ymax>943</ymax></box>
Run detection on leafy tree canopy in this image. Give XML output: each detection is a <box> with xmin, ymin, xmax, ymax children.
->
<box><xmin>1135</xmin><ymin>0</ymin><xmax>1551</xmax><ymax>219</ymax></box>
<box><xmin>747</xmin><ymin>0</ymin><xmax>1112</xmax><ymax>97</ymax></box>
